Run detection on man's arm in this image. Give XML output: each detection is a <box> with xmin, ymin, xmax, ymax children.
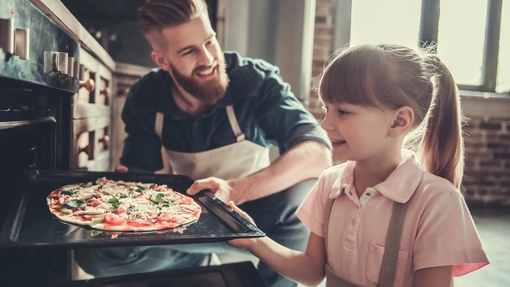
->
<box><xmin>188</xmin><ymin>140</ymin><xmax>331</xmax><ymax>204</ymax></box>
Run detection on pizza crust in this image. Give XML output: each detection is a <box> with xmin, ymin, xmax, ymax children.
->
<box><xmin>46</xmin><ymin>178</ymin><xmax>201</xmax><ymax>232</ymax></box>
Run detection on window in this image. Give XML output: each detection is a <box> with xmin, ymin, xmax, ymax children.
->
<box><xmin>333</xmin><ymin>0</ymin><xmax>509</xmax><ymax>95</ymax></box>
<box><xmin>350</xmin><ymin>0</ymin><xmax>421</xmax><ymax>48</ymax></box>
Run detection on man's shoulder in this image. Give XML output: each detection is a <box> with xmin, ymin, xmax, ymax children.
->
<box><xmin>223</xmin><ymin>51</ymin><xmax>285</xmax><ymax>98</ymax></box>
<box><xmin>225</xmin><ymin>51</ymin><xmax>279</xmax><ymax>77</ymax></box>
<box><xmin>135</xmin><ymin>68</ymin><xmax>168</xmax><ymax>89</ymax></box>
<box><xmin>127</xmin><ymin>68</ymin><xmax>168</xmax><ymax>112</ymax></box>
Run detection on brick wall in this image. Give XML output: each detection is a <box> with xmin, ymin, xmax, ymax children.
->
<box><xmin>462</xmin><ymin>112</ymin><xmax>510</xmax><ymax>206</ymax></box>
<box><xmin>311</xmin><ymin>0</ymin><xmax>510</xmax><ymax>206</ymax></box>
<box><xmin>309</xmin><ymin>0</ymin><xmax>335</xmax><ymax>117</ymax></box>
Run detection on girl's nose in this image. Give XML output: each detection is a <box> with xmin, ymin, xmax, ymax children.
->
<box><xmin>320</xmin><ymin>114</ymin><xmax>333</xmax><ymax>131</ymax></box>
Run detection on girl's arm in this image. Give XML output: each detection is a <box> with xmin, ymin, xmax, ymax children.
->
<box><xmin>227</xmin><ymin>202</ymin><xmax>326</xmax><ymax>286</ymax></box>
<box><xmin>413</xmin><ymin>266</ymin><xmax>453</xmax><ymax>287</ymax></box>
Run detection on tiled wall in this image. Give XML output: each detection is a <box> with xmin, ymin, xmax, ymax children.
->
<box><xmin>311</xmin><ymin>0</ymin><xmax>510</xmax><ymax>206</ymax></box>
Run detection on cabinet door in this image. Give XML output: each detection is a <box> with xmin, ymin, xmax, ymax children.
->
<box><xmin>71</xmin><ymin>48</ymin><xmax>112</xmax><ymax>171</ymax></box>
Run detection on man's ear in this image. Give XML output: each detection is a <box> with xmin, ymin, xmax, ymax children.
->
<box><xmin>389</xmin><ymin>106</ymin><xmax>414</xmax><ymax>137</ymax></box>
<box><xmin>151</xmin><ymin>51</ymin><xmax>170</xmax><ymax>71</ymax></box>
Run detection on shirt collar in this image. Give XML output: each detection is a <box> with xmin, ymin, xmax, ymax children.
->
<box><xmin>328</xmin><ymin>152</ymin><xmax>423</xmax><ymax>203</ymax></box>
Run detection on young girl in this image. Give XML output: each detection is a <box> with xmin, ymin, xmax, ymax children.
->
<box><xmin>227</xmin><ymin>43</ymin><xmax>489</xmax><ymax>287</ymax></box>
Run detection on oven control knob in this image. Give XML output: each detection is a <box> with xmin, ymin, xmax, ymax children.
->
<box><xmin>78</xmin><ymin>64</ymin><xmax>85</xmax><ymax>81</ymax></box>
<box><xmin>0</xmin><ymin>18</ymin><xmax>30</xmax><ymax>60</ymax></box>
<box><xmin>68</xmin><ymin>57</ymin><xmax>76</xmax><ymax>78</ymax></box>
<box><xmin>44</xmin><ymin>51</ymin><xmax>68</xmax><ymax>75</ymax></box>
<box><xmin>14</xmin><ymin>28</ymin><xmax>29</xmax><ymax>60</ymax></box>
<box><xmin>0</xmin><ymin>18</ymin><xmax>14</xmax><ymax>55</ymax></box>
<box><xmin>74</xmin><ymin>60</ymin><xmax>81</xmax><ymax>79</ymax></box>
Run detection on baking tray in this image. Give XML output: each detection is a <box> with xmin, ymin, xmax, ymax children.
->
<box><xmin>0</xmin><ymin>170</ymin><xmax>265</xmax><ymax>249</ymax></box>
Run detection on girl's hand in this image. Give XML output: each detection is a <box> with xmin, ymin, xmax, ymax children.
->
<box><xmin>226</xmin><ymin>201</ymin><xmax>261</xmax><ymax>250</ymax></box>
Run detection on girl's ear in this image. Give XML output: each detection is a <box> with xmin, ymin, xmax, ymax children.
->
<box><xmin>151</xmin><ymin>51</ymin><xmax>170</xmax><ymax>71</ymax></box>
<box><xmin>389</xmin><ymin>106</ymin><xmax>414</xmax><ymax>137</ymax></box>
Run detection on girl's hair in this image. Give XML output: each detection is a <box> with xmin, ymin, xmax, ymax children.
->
<box><xmin>137</xmin><ymin>0</ymin><xmax>207</xmax><ymax>49</ymax></box>
<box><xmin>319</xmin><ymin>44</ymin><xmax>465</xmax><ymax>188</ymax></box>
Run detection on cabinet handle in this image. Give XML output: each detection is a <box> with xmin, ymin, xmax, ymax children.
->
<box><xmin>79</xmin><ymin>78</ymin><xmax>95</xmax><ymax>92</ymax></box>
<box><xmin>78</xmin><ymin>144</ymin><xmax>91</xmax><ymax>156</ymax></box>
<box><xmin>98</xmin><ymin>135</ymin><xmax>109</xmax><ymax>150</ymax></box>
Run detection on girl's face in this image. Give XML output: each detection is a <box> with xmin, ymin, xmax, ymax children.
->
<box><xmin>321</xmin><ymin>101</ymin><xmax>397</xmax><ymax>164</ymax></box>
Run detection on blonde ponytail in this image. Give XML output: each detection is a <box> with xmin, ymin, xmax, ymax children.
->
<box><xmin>418</xmin><ymin>55</ymin><xmax>465</xmax><ymax>188</ymax></box>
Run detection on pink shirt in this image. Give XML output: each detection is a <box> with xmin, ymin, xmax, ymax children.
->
<box><xmin>297</xmin><ymin>153</ymin><xmax>489</xmax><ymax>287</ymax></box>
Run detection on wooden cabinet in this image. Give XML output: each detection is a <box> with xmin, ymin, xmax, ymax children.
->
<box><xmin>70</xmin><ymin>48</ymin><xmax>113</xmax><ymax>171</ymax></box>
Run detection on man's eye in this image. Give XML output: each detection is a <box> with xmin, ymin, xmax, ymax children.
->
<box><xmin>182</xmin><ymin>49</ymin><xmax>194</xmax><ymax>56</ymax></box>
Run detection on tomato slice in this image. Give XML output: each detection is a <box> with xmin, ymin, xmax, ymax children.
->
<box><xmin>88</xmin><ymin>199</ymin><xmax>101</xmax><ymax>207</ymax></box>
<box><xmin>48</xmin><ymin>191</ymin><xmax>61</xmax><ymax>198</ymax></box>
<box><xmin>114</xmin><ymin>208</ymin><xmax>127</xmax><ymax>214</ymax></box>
<box><xmin>157</xmin><ymin>214</ymin><xmax>178</xmax><ymax>223</ymax></box>
<box><xmin>179</xmin><ymin>196</ymin><xmax>193</xmax><ymax>205</ymax></box>
<box><xmin>103</xmin><ymin>214</ymin><xmax>125</xmax><ymax>225</ymax></box>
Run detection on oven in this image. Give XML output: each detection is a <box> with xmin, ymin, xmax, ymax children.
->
<box><xmin>1</xmin><ymin>1</ymin><xmax>77</xmax><ymax>285</ymax></box>
<box><xmin>1</xmin><ymin>1</ymin><xmax>266</xmax><ymax>286</ymax></box>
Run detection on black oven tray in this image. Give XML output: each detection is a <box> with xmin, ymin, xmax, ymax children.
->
<box><xmin>0</xmin><ymin>170</ymin><xmax>265</xmax><ymax>249</ymax></box>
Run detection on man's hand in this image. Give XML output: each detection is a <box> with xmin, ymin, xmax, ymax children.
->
<box><xmin>186</xmin><ymin>177</ymin><xmax>234</xmax><ymax>203</ymax></box>
<box><xmin>115</xmin><ymin>165</ymin><xmax>129</xmax><ymax>173</ymax></box>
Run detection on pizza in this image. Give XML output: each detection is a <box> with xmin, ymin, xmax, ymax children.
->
<box><xmin>46</xmin><ymin>177</ymin><xmax>201</xmax><ymax>231</ymax></box>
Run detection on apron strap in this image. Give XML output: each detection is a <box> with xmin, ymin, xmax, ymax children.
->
<box><xmin>323</xmin><ymin>195</ymin><xmax>411</xmax><ymax>287</ymax></box>
<box><xmin>226</xmin><ymin>105</ymin><xmax>245</xmax><ymax>142</ymax></box>
<box><xmin>379</xmin><ymin>200</ymin><xmax>410</xmax><ymax>287</ymax></box>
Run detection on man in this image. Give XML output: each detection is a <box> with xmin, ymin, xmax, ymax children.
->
<box><xmin>75</xmin><ymin>0</ymin><xmax>332</xmax><ymax>286</ymax></box>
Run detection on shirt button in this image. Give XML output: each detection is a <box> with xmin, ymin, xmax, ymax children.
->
<box><xmin>351</xmin><ymin>220</ymin><xmax>355</xmax><ymax>226</ymax></box>
<box><xmin>366</xmin><ymin>193</ymin><xmax>371</xmax><ymax>196</ymax></box>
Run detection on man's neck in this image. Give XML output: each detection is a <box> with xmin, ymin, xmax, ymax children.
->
<box><xmin>171</xmin><ymin>86</ymin><xmax>208</xmax><ymax>117</ymax></box>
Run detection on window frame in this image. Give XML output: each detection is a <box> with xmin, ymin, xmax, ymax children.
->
<box><xmin>333</xmin><ymin>0</ymin><xmax>506</xmax><ymax>95</ymax></box>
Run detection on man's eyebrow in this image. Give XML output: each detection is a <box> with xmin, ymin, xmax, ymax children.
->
<box><xmin>176</xmin><ymin>33</ymin><xmax>216</xmax><ymax>55</ymax></box>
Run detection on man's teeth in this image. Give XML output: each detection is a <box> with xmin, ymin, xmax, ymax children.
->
<box><xmin>198</xmin><ymin>67</ymin><xmax>214</xmax><ymax>75</ymax></box>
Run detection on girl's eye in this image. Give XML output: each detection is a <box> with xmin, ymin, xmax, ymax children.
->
<box><xmin>337</xmin><ymin>109</ymin><xmax>348</xmax><ymax>115</ymax></box>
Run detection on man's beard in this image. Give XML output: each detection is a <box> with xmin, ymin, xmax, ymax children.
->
<box><xmin>170</xmin><ymin>58</ymin><xmax>229</xmax><ymax>105</ymax></box>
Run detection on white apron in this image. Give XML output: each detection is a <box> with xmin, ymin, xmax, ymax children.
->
<box><xmin>155</xmin><ymin>105</ymin><xmax>271</xmax><ymax>180</ymax></box>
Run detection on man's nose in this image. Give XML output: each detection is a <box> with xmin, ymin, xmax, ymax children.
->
<box><xmin>197</xmin><ymin>48</ymin><xmax>214</xmax><ymax>66</ymax></box>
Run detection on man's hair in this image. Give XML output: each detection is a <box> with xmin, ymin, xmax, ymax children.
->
<box><xmin>138</xmin><ymin>0</ymin><xmax>208</xmax><ymax>49</ymax></box>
